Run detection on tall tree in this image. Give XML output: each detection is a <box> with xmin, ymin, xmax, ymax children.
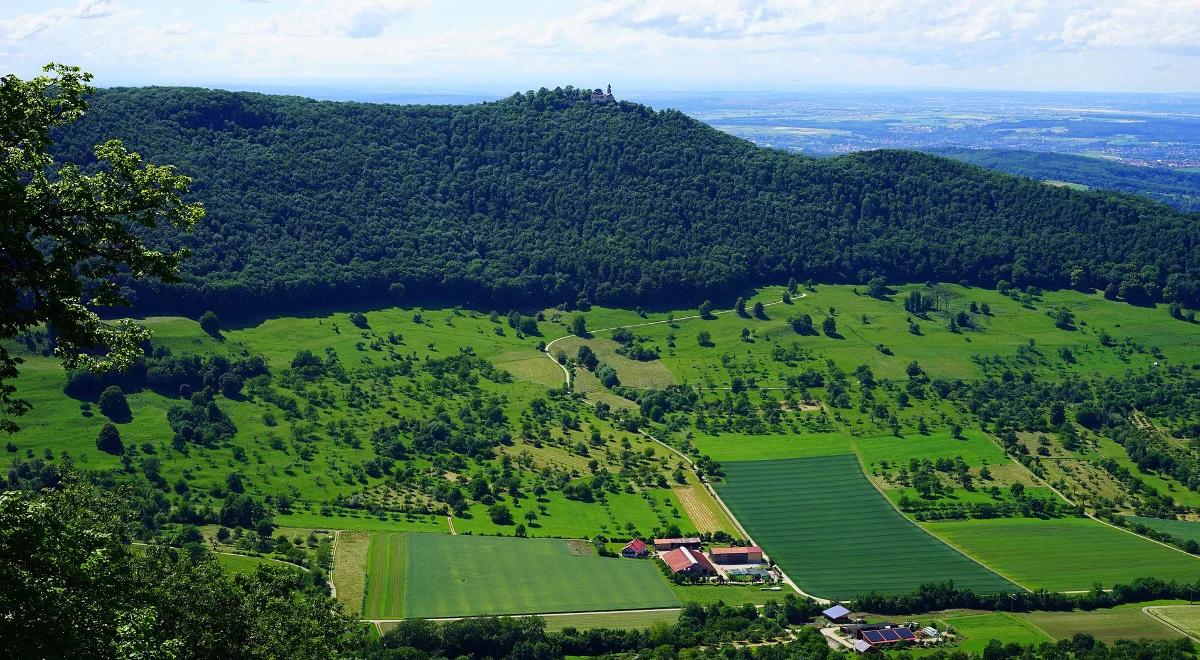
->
<box><xmin>1</xmin><ymin>64</ymin><xmax>203</xmax><ymax>431</ymax></box>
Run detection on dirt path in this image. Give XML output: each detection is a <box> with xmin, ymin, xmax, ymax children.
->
<box><xmin>1144</xmin><ymin>606</ymin><xmax>1200</xmax><ymax>643</ymax></box>
<box><xmin>447</xmin><ymin>516</ymin><xmax>457</xmax><ymax>535</ymax></box>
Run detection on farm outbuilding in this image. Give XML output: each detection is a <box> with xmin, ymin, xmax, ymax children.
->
<box><xmin>653</xmin><ymin>537</ymin><xmax>702</xmax><ymax>551</ymax></box>
<box><xmin>621</xmin><ymin>539</ymin><xmax>649</xmax><ymax>558</ymax></box>
<box><xmin>822</xmin><ymin>604</ymin><xmax>852</xmax><ymax>623</ymax></box>
<box><xmin>662</xmin><ymin>547</ymin><xmax>717</xmax><ymax>576</ymax></box>
<box><xmin>710</xmin><ymin>546</ymin><xmax>763</xmax><ymax>564</ymax></box>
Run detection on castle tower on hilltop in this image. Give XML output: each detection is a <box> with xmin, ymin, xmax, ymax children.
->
<box><xmin>590</xmin><ymin>84</ymin><xmax>615</xmax><ymax>104</ymax></box>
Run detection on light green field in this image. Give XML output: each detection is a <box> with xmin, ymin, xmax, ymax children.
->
<box><xmin>670</xmin><ymin>584</ymin><xmax>792</xmax><ymax>606</ymax></box>
<box><xmin>944</xmin><ymin>611</ymin><xmax>1050</xmax><ymax>653</ymax></box>
<box><xmin>363</xmin><ymin>533</ymin><xmax>406</xmax><ymax>618</ymax></box>
<box><xmin>927</xmin><ymin>517</ymin><xmax>1200</xmax><ymax>591</ymax></box>
<box><xmin>1129</xmin><ymin>516</ymin><xmax>1200</xmax><ymax>544</ymax></box>
<box><xmin>717</xmin><ymin>455</ymin><xmax>1017</xmax><ymax>600</ymax></box>
<box><xmin>692</xmin><ymin>428</ymin><xmax>1008</xmax><ymax>465</ymax></box>
<box><xmin>1019</xmin><ymin>601</ymin><xmax>1186</xmax><ymax>642</ymax></box>
<box><xmin>542</xmin><ymin>610</ymin><xmax>681</xmax><ymax>632</ymax></box>
<box><xmin>1147</xmin><ymin>605</ymin><xmax>1200</xmax><ymax>637</ymax></box>
<box><xmin>396</xmin><ymin>533</ymin><xmax>680</xmax><ymax>618</ymax></box>
<box><xmin>213</xmin><ymin>552</ymin><xmax>289</xmax><ymax>574</ymax></box>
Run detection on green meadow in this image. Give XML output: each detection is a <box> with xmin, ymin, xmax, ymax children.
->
<box><xmin>927</xmin><ymin>517</ymin><xmax>1200</xmax><ymax>591</ymax></box>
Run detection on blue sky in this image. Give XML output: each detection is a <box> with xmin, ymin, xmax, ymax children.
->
<box><xmin>2</xmin><ymin>0</ymin><xmax>1199</xmax><ymax>93</ymax></box>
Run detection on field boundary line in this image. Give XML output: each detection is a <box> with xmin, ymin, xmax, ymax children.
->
<box><xmin>849</xmin><ymin>453</ymin><xmax>1033</xmax><ymax>594</ymax></box>
<box><xmin>328</xmin><ymin>530</ymin><xmax>339</xmax><ymax>597</ymax></box>
<box><xmin>1144</xmin><ymin>606</ymin><xmax>1200</xmax><ymax>643</ymax></box>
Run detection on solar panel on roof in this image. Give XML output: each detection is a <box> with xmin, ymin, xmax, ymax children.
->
<box><xmin>880</xmin><ymin>629</ymin><xmax>901</xmax><ymax>642</ymax></box>
<box><xmin>863</xmin><ymin>630</ymin><xmax>885</xmax><ymax>643</ymax></box>
<box><xmin>897</xmin><ymin>628</ymin><xmax>916</xmax><ymax>640</ymax></box>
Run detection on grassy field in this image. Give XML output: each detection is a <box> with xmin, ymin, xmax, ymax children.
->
<box><xmin>394</xmin><ymin>533</ymin><xmax>680</xmax><ymax>618</ymax></box>
<box><xmin>670</xmin><ymin>584</ymin><xmax>793</xmax><ymax>606</ymax></box>
<box><xmin>363</xmin><ymin>533</ymin><xmax>407</xmax><ymax>618</ymax></box>
<box><xmin>212</xmin><ymin>552</ymin><xmax>290</xmax><ymax>575</ymax></box>
<box><xmin>943</xmin><ymin>612</ymin><xmax>1050</xmax><ymax>653</ymax></box>
<box><xmin>541</xmin><ymin>610</ymin><xmax>681</xmax><ymax>632</ymax></box>
<box><xmin>332</xmin><ymin>531</ymin><xmax>370</xmax><ymax>615</ymax></box>
<box><xmin>1020</xmin><ymin>602</ymin><xmax>1186</xmax><ymax>642</ymax></box>
<box><xmin>716</xmin><ymin>455</ymin><xmax>1017</xmax><ymax>600</ymax></box>
<box><xmin>927</xmin><ymin>517</ymin><xmax>1200</xmax><ymax>591</ymax></box>
<box><xmin>1147</xmin><ymin>605</ymin><xmax>1200</xmax><ymax>638</ymax></box>
<box><xmin>1128</xmin><ymin>516</ymin><xmax>1200</xmax><ymax>543</ymax></box>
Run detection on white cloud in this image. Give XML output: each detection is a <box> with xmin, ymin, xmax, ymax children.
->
<box><xmin>230</xmin><ymin>0</ymin><xmax>423</xmax><ymax>39</ymax></box>
<box><xmin>1</xmin><ymin>0</ymin><xmax>115</xmax><ymax>40</ymax></box>
<box><xmin>1057</xmin><ymin>0</ymin><xmax>1200</xmax><ymax>53</ymax></box>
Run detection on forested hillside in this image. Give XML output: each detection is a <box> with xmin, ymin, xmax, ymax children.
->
<box><xmin>54</xmin><ymin>86</ymin><xmax>1200</xmax><ymax>315</ymax></box>
<box><xmin>931</xmin><ymin>147</ymin><xmax>1200</xmax><ymax>212</ymax></box>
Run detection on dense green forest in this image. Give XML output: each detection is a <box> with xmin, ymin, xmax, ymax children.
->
<box><xmin>53</xmin><ymin>86</ymin><xmax>1200</xmax><ymax>316</ymax></box>
<box><xmin>931</xmin><ymin>147</ymin><xmax>1200</xmax><ymax>212</ymax></box>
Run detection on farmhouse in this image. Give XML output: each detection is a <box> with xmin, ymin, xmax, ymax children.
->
<box><xmin>653</xmin><ymin>537</ymin><xmax>702</xmax><ymax>551</ymax></box>
<box><xmin>662</xmin><ymin>547</ymin><xmax>717</xmax><ymax>576</ymax></box>
<box><xmin>621</xmin><ymin>539</ymin><xmax>649</xmax><ymax>558</ymax></box>
<box><xmin>710</xmin><ymin>546</ymin><xmax>763</xmax><ymax>564</ymax></box>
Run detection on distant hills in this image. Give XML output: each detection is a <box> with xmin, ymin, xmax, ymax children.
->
<box><xmin>53</xmin><ymin>86</ymin><xmax>1200</xmax><ymax>315</ymax></box>
<box><xmin>930</xmin><ymin>148</ymin><xmax>1200</xmax><ymax>213</ymax></box>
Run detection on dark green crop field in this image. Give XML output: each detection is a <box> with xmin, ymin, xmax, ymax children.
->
<box><xmin>716</xmin><ymin>455</ymin><xmax>1018</xmax><ymax>600</ymax></box>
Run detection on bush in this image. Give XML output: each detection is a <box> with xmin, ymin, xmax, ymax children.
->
<box><xmin>95</xmin><ymin>423</ymin><xmax>123</xmax><ymax>454</ymax></box>
<box><xmin>198</xmin><ymin>310</ymin><xmax>220</xmax><ymax>337</ymax></box>
<box><xmin>97</xmin><ymin>386</ymin><xmax>130</xmax><ymax>421</ymax></box>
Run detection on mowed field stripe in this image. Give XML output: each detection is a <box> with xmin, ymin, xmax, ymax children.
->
<box><xmin>716</xmin><ymin>455</ymin><xmax>1018</xmax><ymax>600</ymax></box>
<box><xmin>673</xmin><ymin>485</ymin><xmax>719</xmax><ymax>533</ymax></box>
<box><xmin>363</xmin><ymin>533</ymin><xmax>406</xmax><ymax>618</ymax></box>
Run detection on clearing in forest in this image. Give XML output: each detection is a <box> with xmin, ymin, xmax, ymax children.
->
<box><xmin>716</xmin><ymin>455</ymin><xmax>1018</xmax><ymax>600</ymax></box>
<box><xmin>399</xmin><ymin>533</ymin><xmax>679</xmax><ymax>618</ymax></box>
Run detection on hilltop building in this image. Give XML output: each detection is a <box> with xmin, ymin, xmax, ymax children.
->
<box><xmin>590</xmin><ymin>84</ymin><xmax>615</xmax><ymax>104</ymax></box>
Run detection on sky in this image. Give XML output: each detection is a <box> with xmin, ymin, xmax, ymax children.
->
<box><xmin>2</xmin><ymin>0</ymin><xmax>1199</xmax><ymax>94</ymax></box>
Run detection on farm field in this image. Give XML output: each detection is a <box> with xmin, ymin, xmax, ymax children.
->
<box><xmin>926</xmin><ymin>517</ymin><xmax>1200</xmax><ymax>591</ymax></box>
<box><xmin>941</xmin><ymin>612</ymin><xmax>1050</xmax><ymax>653</ymax></box>
<box><xmin>332</xmin><ymin>531</ymin><xmax>370</xmax><ymax>614</ymax></box>
<box><xmin>396</xmin><ymin>533</ymin><xmax>680</xmax><ymax>618</ymax></box>
<box><xmin>716</xmin><ymin>455</ymin><xmax>1017</xmax><ymax>600</ymax></box>
<box><xmin>1147</xmin><ymin>605</ymin><xmax>1200</xmax><ymax>638</ymax></box>
<box><xmin>1129</xmin><ymin>516</ymin><xmax>1200</xmax><ymax>543</ymax></box>
<box><xmin>669</xmin><ymin>584</ymin><xmax>792</xmax><ymax>606</ymax></box>
<box><xmin>363</xmin><ymin>533</ymin><xmax>407</xmax><ymax>618</ymax></box>
<box><xmin>1019</xmin><ymin>602</ymin><xmax>1186</xmax><ymax>642</ymax></box>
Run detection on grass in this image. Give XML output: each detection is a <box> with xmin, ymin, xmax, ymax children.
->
<box><xmin>212</xmin><ymin>552</ymin><xmax>288</xmax><ymax>575</ymax></box>
<box><xmin>926</xmin><ymin>517</ymin><xmax>1200</xmax><ymax>591</ymax></box>
<box><xmin>716</xmin><ymin>455</ymin><xmax>1017</xmax><ymax>600</ymax></box>
<box><xmin>363</xmin><ymin>533</ymin><xmax>406</xmax><ymax>618</ymax></box>
<box><xmin>943</xmin><ymin>611</ymin><xmax>1050</xmax><ymax>653</ymax></box>
<box><xmin>393</xmin><ymin>533</ymin><xmax>680</xmax><ymax>618</ymax></box>
<box><xmin>541</xmin><ymin>610</ymin><xmax>680</xmax><ymax>632</ymax></box>
<box><xmin>669</xmin><ymin>584</ymin><xmax>792</xmax><ymax>606</ymax></box>
<box><xmin>1129</xmin><ymin>516</ymin><xmax>1200</xmax><ymax>543</ymax></box>
<box><xmin>1147</xmin><ymin>605</ymin><xmax>1200</xmax><ymax>637</ymax></box>
<box><xmin>333</xmin><ymin>531</ymin><xmax>370</xmax><ymax>615</ymax></box>
<box><xmin>1019</xmin><ymin>602</ymin><xmax>1186</xmax><ymax>642</ymax></box>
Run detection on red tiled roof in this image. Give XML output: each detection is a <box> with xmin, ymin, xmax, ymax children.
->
<box><xmin>623</xmin><ymin>539</ymin><xmax>647</xmax><ymax>552</ymax></box>
<box><xmin>653</xmin><ymin>537</ymin><xmax>701</xmax><ymax>545</ymax></box>
<box><xmin>663</xmin><ymin>547</ymin><xmax>715</xmax><ymax>573</ymax></box>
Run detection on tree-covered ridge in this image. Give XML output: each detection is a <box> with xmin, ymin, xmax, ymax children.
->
<box><xmin>54</xmin><ymin>85</ymin><xmax>1200</xmax><ymax>315</ymax></box>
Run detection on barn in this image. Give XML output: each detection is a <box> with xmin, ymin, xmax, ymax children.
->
<box><xmin>662</xmin><ymin>547</ymin><xmax>717</xmax><ymax>576</ymax></box>
<box><xmin>709</xmin><ymin>546</ymin><xmax>763</xmax><ymax>564</ymax></box>
<box><xmin>653</xmin><ymin>537</ymin><xmax>702</xmax><ymax>551</ymax></box>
